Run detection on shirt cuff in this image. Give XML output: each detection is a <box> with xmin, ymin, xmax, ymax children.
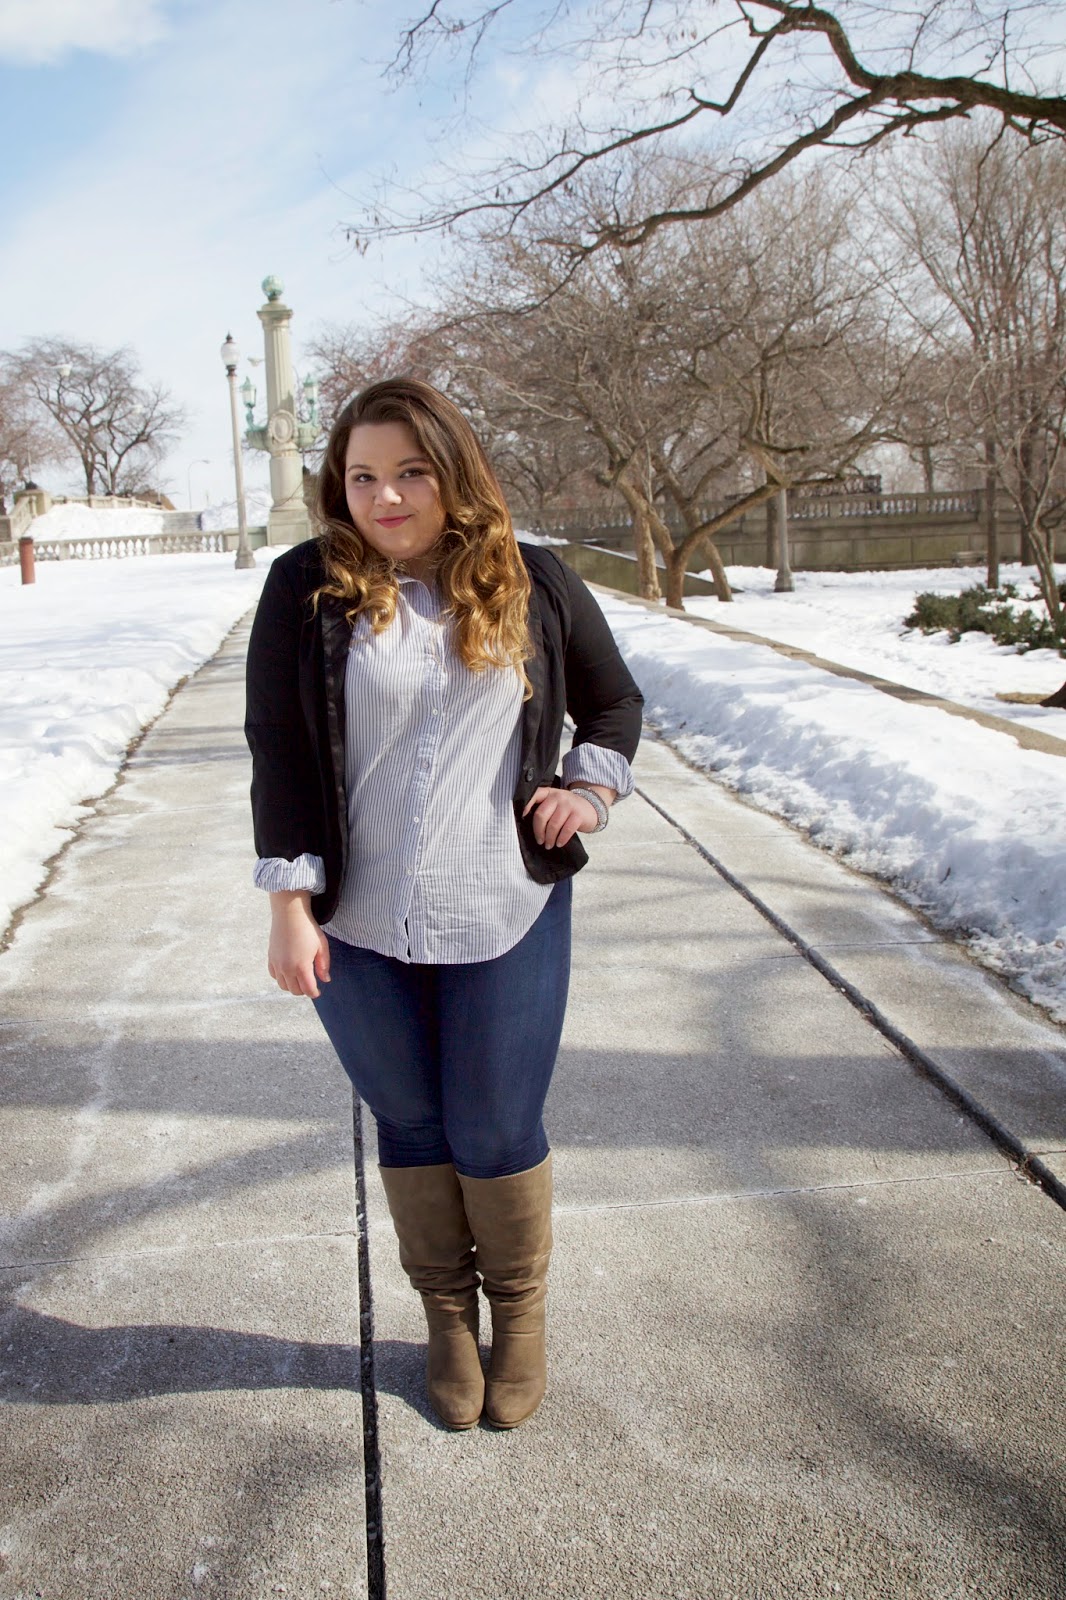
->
<box><xmin>253</xmin><ymin>854</ymin><xmax>327</xmax><ymax>894</ymax></box>
<box><xmin>562</xmin><ymin>742</ymin><xmax>635</xmax><ymax>800</ymax></box>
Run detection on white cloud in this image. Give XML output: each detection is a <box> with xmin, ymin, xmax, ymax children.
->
<box><xmin>0</xmin><ymin>0</ymin><xmax>167</xmax><ymax>65</ymax></box>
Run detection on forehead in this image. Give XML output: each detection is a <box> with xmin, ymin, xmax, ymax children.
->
<box><xmin>344</xmin><ymin>419</ymin><xmax>426</xmax><ymax>467</ymax></box>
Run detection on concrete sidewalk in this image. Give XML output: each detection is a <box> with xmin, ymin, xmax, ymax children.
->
<box><xmin>1</xmin><ymin>614</ymin><xmax>1064</xmax><ymax>1600</ymax></box>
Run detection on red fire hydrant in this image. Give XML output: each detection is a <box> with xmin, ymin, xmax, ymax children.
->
<box><xmin>19</xmin><ymin>534</ymin><xmax>35</xmax><ymax>585</ymax></box>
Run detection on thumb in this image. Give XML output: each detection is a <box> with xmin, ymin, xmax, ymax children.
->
<box><xmin>314</xmin><ymin>934</ymin><xmax>331</xmax><ymax>984</ymax></box>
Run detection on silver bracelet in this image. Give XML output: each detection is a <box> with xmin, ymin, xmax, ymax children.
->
<box><xmin>569</xmin><ymin>786</ymin><xmax>609</xmax><ymax>832</ymax></box>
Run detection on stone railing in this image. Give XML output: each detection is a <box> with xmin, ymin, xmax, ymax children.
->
<box><xmin>0</xmin><ymin>495</ymin><xmax>37</xmax><ymax>543</ymax></box>
<box><xmin>1</xmin><ymin>526</ymin><xmax>270</xmax><ymax>568</ymax></box>
<box><xmin>788</xmin><ymin>490</ymin><xmax>980</xmax><ymax>520</ymax></box>
<box><xmin>0</xmin><ymin>531</ymin><xmax>238</xmax><ymax>566</ymax></box>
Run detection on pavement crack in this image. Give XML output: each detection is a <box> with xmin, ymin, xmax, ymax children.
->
<box><xmin>554</xmin><ymin>1164</ymin><xmax>1013</xmax><ymax>1216</ymax></box>
<box><xmin>0</xmin><ymin>1227</ymin><xmax>358</xmax><ymax>1273</ymax></box>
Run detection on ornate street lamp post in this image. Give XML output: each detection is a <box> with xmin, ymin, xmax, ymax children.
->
<box><xmin>241</xmin><ymin>276</ymin><xmax>320</xmax><ymax>544</ymax></box>
<box><xmin>220</xmin><ymin>334</ymin><xmax>256</xmax><ymax>570</ymax></box>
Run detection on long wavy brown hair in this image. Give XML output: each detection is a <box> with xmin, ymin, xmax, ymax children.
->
<box><xmin>313</xmin><ymin>377</ymin><xmax>532</xmax><ymax>697</ymax></box>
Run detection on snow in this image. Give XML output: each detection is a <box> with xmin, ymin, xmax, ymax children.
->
<box><xmin>692</xmin><ymin>563</ymin><xmax>1066</xmax><ymax>729</ymax></box>
<box><xmin>598</xmin><ymin>564</ymin><xmax>1066</xmax><ymax>1022</ymax></box>
<box><xmin>0</xmin><ymin>552</ymin><xmax>273</xmax><ymax>934</ymax></box>
<box><xmin>27</xmin><ymin>503</ymin><xmax>169</xmax><ymax>541</ymax></box>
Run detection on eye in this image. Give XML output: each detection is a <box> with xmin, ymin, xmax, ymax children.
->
<box><xmin>348</xmin><ymin>472</ymin><xmax>372</xmax><ymax>484</ymax></box>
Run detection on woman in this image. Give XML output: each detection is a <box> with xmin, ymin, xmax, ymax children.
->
<box><xmin>246</xmin><ymin>377</ymin><xmax>642</xmax><ymax>1430</ymax></box>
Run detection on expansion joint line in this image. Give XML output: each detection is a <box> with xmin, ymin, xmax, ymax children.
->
<box><xmin>352</xmin><ymin>1097</ymin><xmax>387</xmax><ymax>1599</ymax></box>
<box><xmin>635</xmin><ymin>785</ymin><xmax>1066</xmax><ymax>1217</ymax></box>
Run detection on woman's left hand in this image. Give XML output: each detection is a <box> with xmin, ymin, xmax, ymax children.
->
<box><xmin>522</xmin><ymin>786</ymin><xmax>603</xmax><ymax>849</ymax></box>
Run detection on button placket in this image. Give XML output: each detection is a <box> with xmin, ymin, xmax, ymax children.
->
<box><xmin>397</xmin><ymin>618</ymin><xmax>444</xmax><ymax>946</ymax></box>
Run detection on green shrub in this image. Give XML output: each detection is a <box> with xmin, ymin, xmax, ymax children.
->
<box><xmin>904</xmin><ymin>583</ymin><xmax>1065</xmax><ymax>655</ymax></box>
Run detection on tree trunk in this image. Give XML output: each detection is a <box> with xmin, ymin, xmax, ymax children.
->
<box><xmin>984</xmin><ymin>435</ymin><xmax>999</xmax><ymax>591</ymax></box>
<box><xmin>618</xmin><ymin>478</ymin><xmax>662</xmax><ymax>602</ymax></box>
<box><xmin>1029</xmin><ymin>521</ymin><xmax>1062</xmax><ymax>627</ymax></box>
<box><xmin>764</xmin><ymin>493</ymin><xmax>779</xmax><ymax>568</ymax></box>
<box><xmin>633</xmin><ymin>504</ymin><xmax>661</xmax><ymax>601</ymax></box>
<box><xmin>1018</xmin><ymin>428</ymin><xmax>1036</xmax><ymax>565</ymax></box>
<box><xmin>699</xmin><ymin>538</ymin><xmax>733</xmax><ymax>603</ymax></box>
<box><xmin>921</xmin><ymin>444</ymin><xmax>935</xmax><ymax>495</ymax></box>
<box><xmin>664</xmin><ymin>549</ymin><xmax>687</xmax><ymax>609</ymax></box>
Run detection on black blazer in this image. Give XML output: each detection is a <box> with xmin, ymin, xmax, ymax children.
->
<box><xmin>245</xmin><ymin>538</ymin><xmax>644</xmax><ymax>925</ymax></box>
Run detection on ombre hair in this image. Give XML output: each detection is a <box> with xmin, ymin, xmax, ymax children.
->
<box><xmin>312</xmin><ymin>377</ymin><xmax>532</xmax><ymax>697</ymax></box>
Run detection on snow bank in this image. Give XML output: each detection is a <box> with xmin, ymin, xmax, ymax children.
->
<box><xmin>694</xmin><ymin>563</ymin><xmax>1066</xmax><ymax>727</ymax></box>
<box><xmin>599</xmin><ymin>589</ymin><xmax>1066</xmax><ymax>1022</ymax></box>
<box><xmin>0</xmin><ymin>552</ymin><xmax>271</xmax><ymax>934</ymax></box>
<box><xmin>28</xmin><ymin>503</ymin><xmax>167</xmax><ymax>541</ymax></box>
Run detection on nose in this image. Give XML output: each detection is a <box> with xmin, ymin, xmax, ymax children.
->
<box><xmin>376</xmin><ymin>481</ymin><xmax>403</xmax><ymax>506</ymax></box>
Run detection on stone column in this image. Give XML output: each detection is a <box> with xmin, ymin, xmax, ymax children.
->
<box><xmin>257</xmin><ymin>276</ymin><xmax>310</xmax><ymax>544</ymax></box>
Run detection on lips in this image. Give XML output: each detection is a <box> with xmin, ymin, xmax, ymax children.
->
<box><xmin>375</xmin><ymin>515</ymin><xmax>411</xmax><ymax>528</ymax></box>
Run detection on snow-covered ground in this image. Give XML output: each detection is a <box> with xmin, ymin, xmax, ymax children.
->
<box><xmin>693</xmin><ymin>563</ymin><xmax>1066</xmax><ymax>727</ymax></box>
<box><xmin>601</xmin><ymin>563</ymin><xmax>1066</xmax><ymax>1022</ymax></box>
<box><xmin>21</xmin><ymin>490</ymin><xmax>274</xmax><ymax>543</ymax></box>
<box><xmin>0</xmin><ymin>553</ymin><xmax>272</xmax><ymax>935</ymax></box>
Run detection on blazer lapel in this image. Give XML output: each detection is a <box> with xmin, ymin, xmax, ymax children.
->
<box><xmin>319</xmin><ymin>593</ymin><xmax>350</xmax><ymax>839</ymax></box>
<box><xmin>520</xmin><ymin>575</ymin><xmax>546</xmax><ymax>786</ymax></box>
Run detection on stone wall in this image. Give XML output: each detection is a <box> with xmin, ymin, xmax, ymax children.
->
<box><xmin>530</xmin><ymin>490</ymin><xmax>1058</xmax><ymax>572</ymax></box>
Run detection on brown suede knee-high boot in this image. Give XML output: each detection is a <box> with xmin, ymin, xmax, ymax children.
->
<box><xmin>378</xmin><ymin>1163</ymin><xmax>485</xmax><ymax>1430</ymax></box>
<box><xmin>457</xmin><ymin>1154</ymin><xmax>553</xmax><ymax>1429</ymax></box>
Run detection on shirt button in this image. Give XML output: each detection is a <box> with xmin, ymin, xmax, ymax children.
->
<box><xmin>524</xmin><ymin>766</ymin><xmax>535</xmax><ymax>781</ymax></box>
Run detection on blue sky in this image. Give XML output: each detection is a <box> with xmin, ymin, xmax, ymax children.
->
<box><xmin>0</xmin><ymin>0</ymin><xmax>499</xmax><ymax>505</ymax></box>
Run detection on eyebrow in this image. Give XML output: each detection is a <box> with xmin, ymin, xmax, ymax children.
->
<box><xmin>346</xmin><ymin>455</ymin><xmax>432</xmax><ymax>470</ymax></box>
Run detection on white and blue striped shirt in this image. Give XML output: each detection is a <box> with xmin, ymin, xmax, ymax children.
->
<box><xmin>254</xmin><ymin>573</ymin><xmax>633</xmax><ymax>963</ymax></box>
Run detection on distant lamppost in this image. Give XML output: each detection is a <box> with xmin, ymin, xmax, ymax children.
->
<box><xmin>187</xmin><ymin>458</ymin><xmax>210</xmax><ymax>511</ymax></box>
<box><xmin>220</xmin><ymin>334</ymin><xmax>255</xmax><ymax>570</ymax></box>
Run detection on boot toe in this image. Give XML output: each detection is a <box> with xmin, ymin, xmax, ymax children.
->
<box><xmin>483</xmin><ymin>1378</ymin><xmax>545</xmax><ymax>1429</ymax></box>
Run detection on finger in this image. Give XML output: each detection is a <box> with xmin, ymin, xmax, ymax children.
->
<box><xmin>298</xmin><ymin>962</ymin><xmax>320</xmax><ymax>1000</ymax></box>
<box><xmin>315</xmin><ymin>941</ymin><xmax>331</xmax><ymax>984</ymax></box>
<box><xmin>522</xmin><ymin>786</ymin><xmax>551</xmax><ymax>819</ymax></box>
<box><xmin>532</xmin><ymin>791</ymin><xmax>562</xmax><ymax>845</ymax></box>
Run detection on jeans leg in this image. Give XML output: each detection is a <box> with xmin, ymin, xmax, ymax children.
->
<box><xmin>437</xmin><ymin>877</ymin><xmax>573</xmax><ymax>1178</ymax></box>
<box><xmin>311</xmin><ymin>935</ymin><xmax>450</xmax><ymax>1167</ymax></box>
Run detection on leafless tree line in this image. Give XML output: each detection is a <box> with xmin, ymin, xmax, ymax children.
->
<box><xmin>311</xmin><ymin>117</ymin><xmax>1066</xmax><ymax>627</ymax></box>
<box><xmin>0</xmin><ymin>338</ymin><xmax>185</xmax><ymax>507</ymax></box>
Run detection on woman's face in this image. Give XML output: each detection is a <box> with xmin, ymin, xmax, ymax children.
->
<box><xmin>343</xmin><ymin>420</ymin><xmax>447</xmax><ymax>575</ymax></box>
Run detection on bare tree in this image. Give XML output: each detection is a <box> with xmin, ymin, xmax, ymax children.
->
<box><xmin>9</xmin><ymin>338</ymin><xmax>185</xmax><ymax>497</ymax></box>
<box><xmin>0</xmin><ymin>363</ymin><xmax>62</xmax><ymax>510</ymax></box>
<box><xmin>885</xmin><ymin>121</ymin><xmax>1066</xmax><ymax>621</ymax></box>
<box><xmin>414</xmin><ymin>157</ymin><xmax>912</xmax><ymax>607</ymax></box>
<box><xmin>352</xmin><ymin>1</ymin><xmax>1066</xmax><ymax>258</ymax></box>
<box><xmin>304</xmin><ymin>318</ymin><xmax>437</xmax><ymax>430</ymax></box>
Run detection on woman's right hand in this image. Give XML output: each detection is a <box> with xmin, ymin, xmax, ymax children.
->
<box><xmin>267</xmin><ymin>890</ymin><xmax>331</xmax><ymax>999</ymax></box>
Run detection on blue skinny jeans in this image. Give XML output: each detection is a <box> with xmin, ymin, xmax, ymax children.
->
<box><xmin>312</xmin><ymin>878</ymin><xmax>572</xmax><ymax>1179</ymax></box>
